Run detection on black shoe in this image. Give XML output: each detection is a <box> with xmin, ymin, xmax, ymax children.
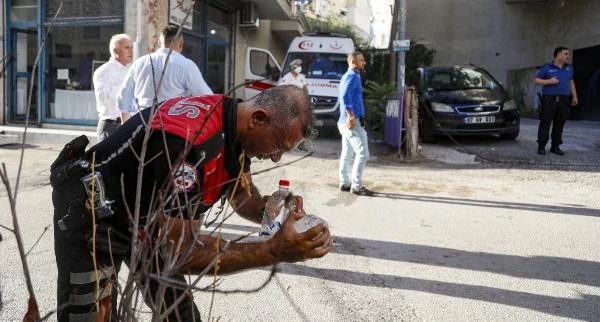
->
<box><xmin>550</xmin><ymin>146</ymin><xmax>565</xmax><ymax>155</ymax></box>
<box><xmin>339</xmin><ymin>185</ymin><xmax>351</xmax><ymax>192</ymax></box>
<box><xmin>537</xmin><ymin>147</ymin><xmax>546</xmax><ymax>155</ymax></box>
<box><xmin>295</xmin><ymin>142</ymin><xmax>309</xmax><ymax>152</ymax></box>
<box><xmin>351</xmin><ymin>186</ymin><xmax>374</xmax><ymax>196</ymax></box>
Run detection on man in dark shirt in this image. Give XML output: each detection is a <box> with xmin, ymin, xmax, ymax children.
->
<box><xmin>534</xmin><ymin>46</ymin><xmax>578</xmax><ymax>155</ymax></box>
<box><xmin>51</xmin><ymin>85</ymin><xmax>331</xmax><ymax>321</ymax></box>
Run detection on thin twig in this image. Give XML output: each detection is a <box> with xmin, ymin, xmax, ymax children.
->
<box><xmin>0</xmin><ymin>223</ymin><xmax>15</xmax><ymax>233</ymax></box>
<box><xmin>1</xmin><ymin>4</ymin><xmax>63</xmax><ymax>321</ymax></box>
<box><xmin>0</xmin><ymin>163</ymin><xmax>37</xmax><ymax>318</ymax></box>
<box><xmin>24</xmin><ymin>225</ymin><xmax>51</xmax><ymax>257</ymax></box>
<box><xmin>15</xmin><ymin>3</ymin><xmax>62</xmax><ymax>200</ymax></box>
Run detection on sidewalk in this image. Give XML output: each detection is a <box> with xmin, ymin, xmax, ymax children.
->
<box><xmin>0</xmin><ymin>125</ymin><xmax>96</xmax><ymax>146</ymax></box>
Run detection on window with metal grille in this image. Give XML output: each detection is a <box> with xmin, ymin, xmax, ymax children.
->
<box><xmin>46</xmin><ymin>0</ymin><xmax>124</xmax><ymax>19</ymax></box>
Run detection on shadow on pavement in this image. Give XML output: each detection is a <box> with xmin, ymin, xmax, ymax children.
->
<box><xmin>215</xmin><ymin>222</ymin><xmax>600</xmax><ymax>320</ymax></box>
<box><xmin>281</xmin><ymin>264</ymin><xmax>600</xmax><ymax>321</ymax></box>
<box><xmin>218</xmin><ymin>223</ymin><xmax>600</xmax><ymax>288</ymax></box>
<box><xmin>371</xmin><ymin>192</ymin><xmax>600</xmax><ymax>218</ymax></box>
<box><xmin>0</xmin><ymin>143</ymin><xmax>39</xmax><ymax>150</ymax></box>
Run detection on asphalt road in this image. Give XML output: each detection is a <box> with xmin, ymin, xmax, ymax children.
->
<box><xmin>419</xmin><ymin>117</ymin><xmax>600</xmax><ymax>169</ymax></box>
<box><xmin>0</xmin><ymin>117</ymin><xmax>599</xmax><ymax>321</ymax></box>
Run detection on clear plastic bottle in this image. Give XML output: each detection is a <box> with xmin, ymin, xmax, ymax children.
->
<box><xmin>294</xmin><ymin>214</ymin><xmax>328</xmax><ymax>233</ymax></box>
<box><xmin>294</xmin><ymin>215</ymin><xmax>331</xmax><ymax>250</ymax></box>
<box><xmin>259</xmin><ymin>179</ymin><xmax>297</xmax><ymax>239</ymax></box>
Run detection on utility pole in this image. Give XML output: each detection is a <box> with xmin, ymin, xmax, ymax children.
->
<box><xmin>388</xmin><ymin>0</ymin><xmax>398</xmax><ymax>83</ymax></box>
<box><xmin>395</xmin><ymin>0</ymin><xmax>406</xmax><ymax>157</ymax></box>
<box><xmin>135</xmin><ymin>0</ymin><xmax>144</xmax><ymax>60</ymax></box>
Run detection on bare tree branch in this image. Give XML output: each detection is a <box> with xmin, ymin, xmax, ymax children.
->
<box><xmin>1</xmin><ymin>3</ymin><xmax>63</xmax><ymax>321</ymax></box>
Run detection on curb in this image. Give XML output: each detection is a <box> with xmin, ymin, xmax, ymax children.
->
<box><xmin>0</xmin><ymin>125</ymin><xmax>96</xmax><ymax>146</ymax></box>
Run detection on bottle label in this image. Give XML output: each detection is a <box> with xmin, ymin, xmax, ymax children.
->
<box><xmin>259</xmin><ymin>221</ymin><xmax>282</xmax><ymax>237</ymax></box>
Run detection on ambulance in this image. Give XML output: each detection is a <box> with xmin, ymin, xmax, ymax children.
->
<box><xmin>245</xmin><ymin>33</ymin><xmax>355</xmax><ymax>128</ymax></box>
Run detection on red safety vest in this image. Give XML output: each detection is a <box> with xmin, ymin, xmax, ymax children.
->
<box><xmin>150</xmin><ymin>95</ymin><xmax>232</xmax><ymax>205</ymax></box>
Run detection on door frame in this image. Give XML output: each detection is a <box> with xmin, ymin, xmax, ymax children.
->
<box><xmin>206</xmin><ymin>37</ymin><xmax>230</xmax><ymax>94</ymax></box>
<box><xmin>5</xmin><ymin>0</ymin><xmax>44</xmax><ymax>125</ymax></box>
<box><xmin>8</xmin><ymin>27</ymin><xmax>39</xmax><ymax>124</ymax></box>
<box><xmin>244</xmin><ymin>47</ymin><xmax>281</xmax><ymax>100</ymax></box>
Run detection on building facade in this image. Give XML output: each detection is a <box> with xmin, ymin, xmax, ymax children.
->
<box><xmin>305</xmin><ymin>0</ymin><xmax>391</xmax><ymax>48</ymax></box>
<box><xmin>1</xmin><ymin>0</ymin><xmax>303</xmax><ymax>126</ymax></box>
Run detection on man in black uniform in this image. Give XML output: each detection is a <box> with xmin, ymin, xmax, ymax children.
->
<box><xmin>534</xmin><ymin>46</ymin><xmax>579</xmax><ymax>155</ymax></box>
<box><xmin>51</xmin><ymin>85</ymin><xmax>332</xmax><ymax>321</ymax></box>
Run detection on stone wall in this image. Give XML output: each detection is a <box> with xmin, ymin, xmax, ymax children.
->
<box><xmin>507</xmin><ymin>67</ymin><xmax>539</xmax><ymax>114</ymax></box>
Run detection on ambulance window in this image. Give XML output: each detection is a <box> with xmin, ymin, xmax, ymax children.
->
<box><xmin>249</xmin><ymin>50</ymin><xmax>278</xmax><ymax>78</ymax></box>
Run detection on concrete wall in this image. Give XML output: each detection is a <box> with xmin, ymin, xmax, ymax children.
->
<box><xmin>406</xmin><ymin>0</ymin><xmax>548</xmax><ymax>84</ymax></box>
<box><xmin>406</xmin><ymin>0</ymin><xmax>600</xmax><ymax>85</ymax></box>
<box><xmin>544</xmin><ymin>0</ymin><xmax>600</xmax><ymax>55</ymax></box>
<box><xmin>507</xmin><ymin>67</ymin><xmax>539</xmax><ymax>113</ymax></box>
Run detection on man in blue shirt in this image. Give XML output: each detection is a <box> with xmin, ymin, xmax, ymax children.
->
<box><xmin>534</xmin><ymin>46</ymin><xmax>578</xmax><ymax>155</ymax></box>
<box><xmin>337</xmin><ymin>51</ymin><xmax>373</xmax><ymax>196</ymax></box>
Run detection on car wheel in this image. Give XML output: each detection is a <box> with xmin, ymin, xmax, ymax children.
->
<box><xmin>317</xmin><ymin>125</ymin><xmax>340</xmax><ymax>139</ymax></box>
<box><xmin>420</xmin><ymin>129</ymin><xmax>436</xmax><ymax>143</ymax></box>
<box><xmin>499</xmin><ymin>130</ymin><xmax>519</xmax><ymax>140</ymax></box>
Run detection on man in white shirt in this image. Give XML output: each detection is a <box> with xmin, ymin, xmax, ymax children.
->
<box><xmin>117</xmin><ymin>25</ymin><xmax>213</xmax><ymax>122</ymax></box>
<box><xmin>278</xmin><ymin>59</ymin><xmax>308</xmax><ymax>95</ymax></box>
<box><xmin>93</xmin><ymin>34</ymin><xmax>133</xmax><ymax>142</ymax></box>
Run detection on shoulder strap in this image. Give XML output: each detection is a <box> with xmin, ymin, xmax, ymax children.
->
<box><xmin>192</xmin><ymin>129</ymin><xmax>224</xmax><ymax>167</ymax></box>
<box><xmin>149</xmin><ymin>55</ymin><xmax>159</xmax><ymax>107</ymax></box>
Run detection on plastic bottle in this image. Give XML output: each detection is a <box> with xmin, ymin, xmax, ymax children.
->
<box><xmin>259</xmin><ymin>179</ymin><xmax>297</xmax><ymax>238</ymax></box>
<box><xmin>260</xmin><ymin>180</ymin><xmax>331</xmax><ymax>246</ymax></box>
<box><xmin>295</xmin><ymin>213</ymin><xmax>331</xmax><ymax>250</ymax></box>
<box><xmin>294</xmin><ymin>214</ymin><xmax>329</xmax><ymax>234</ymax></box>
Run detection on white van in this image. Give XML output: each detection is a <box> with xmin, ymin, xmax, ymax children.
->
<box><xmin>245</xmin><ymin>33</ymin><xmax>355</xmax><ymax>127</ymax></box>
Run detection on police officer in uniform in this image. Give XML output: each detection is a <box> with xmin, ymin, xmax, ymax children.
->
<box><xmin>50</xmin><ymin>85</ymin><xmax>331</xmax><ymax>321</ymax></box>
<box><xmin>534</xmin><ymin>46</ymin><xmax>578</xmax><ymax>155</ymax></box>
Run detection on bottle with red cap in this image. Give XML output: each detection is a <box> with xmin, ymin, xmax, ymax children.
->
<box><xmin>260</xmin><ymin>179</ymin><xmax>330</xmax><ymax>242</ymax></box>
<box><xmin>259</xmin><ymin>179</ymin><xmax>297</xmax><ymax>238</ymax></box>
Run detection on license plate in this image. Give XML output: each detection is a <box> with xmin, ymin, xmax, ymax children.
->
<box><xmin>314</xmin><ymin>119</ymin><xmax>324</xmax><ymax>126</ymax></box>
<box><xmin>464</xmin><ymin>116</ymin><xmax>495</xmax><ymax>124</ymax></box>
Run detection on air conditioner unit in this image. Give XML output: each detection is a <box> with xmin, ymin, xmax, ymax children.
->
<box><xmin>240</xmin><ymin>2</ymin><xmax>259</xmax><ymax>28</ymax></box>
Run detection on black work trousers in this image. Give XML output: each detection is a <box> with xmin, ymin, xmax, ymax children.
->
<box><xmin>52</xmin><ymin>181</ymin><xmax>202</xmax><ymax>322</ymax></box>
<box><xmin>537</xmin><ymin>95</ymin><xmax>570</xmax><ymax>147</ymax></box>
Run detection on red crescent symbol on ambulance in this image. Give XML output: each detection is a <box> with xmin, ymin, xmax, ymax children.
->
<box><xmin>298</xmin><ymin>40</ymin><xmax>313</xmax><ymax>50</ymax></box>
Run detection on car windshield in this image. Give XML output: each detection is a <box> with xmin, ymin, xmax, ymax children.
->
<box><xmin>426</xmin><ymin>68</ymin><xmax>499</xmax><ymax>91</ymax></box>
<box><xmin>282</xmin><ymin>53</ymin><xmax>348</xmax><ymax>80</ymax></box>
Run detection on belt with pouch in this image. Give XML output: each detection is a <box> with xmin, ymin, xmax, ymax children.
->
<box><xmin>543</xmin><ymin>95</ymin><xmax>569</xmax><ymax>102</ymax></box>
<box><xmin>104</xmin><ymin>117</ymin><xmax>121</xmax><ymax>124</ymax></box>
